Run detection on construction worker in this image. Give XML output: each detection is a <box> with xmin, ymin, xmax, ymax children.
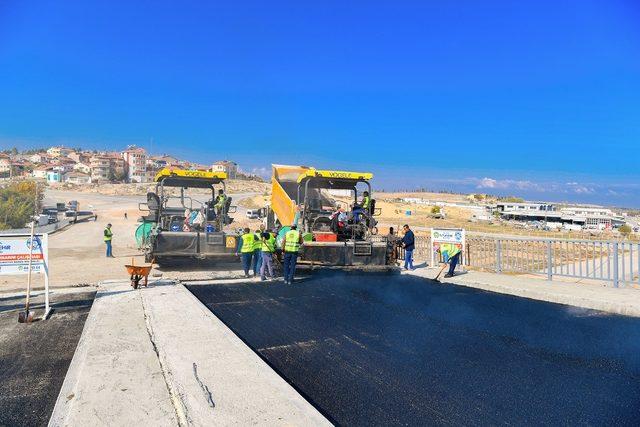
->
<box><xmin>260</xmin><ymin>230</ymin><xmax>277</xmax><ymax>281</ymax></box>
<box><xmin>361</xmin><ymin>191</ymin><xmax>371</xmax><ymax>211</ymax></box>
<box><xmin>252</xmin><ymin>228</ymin><xmax>263</xmax><ymax>275</ymax></box>
<box><xmin>439</xmin><ymin>242</ymin><xmax>461</xmax><ymax>278</ymax></box>
<box><xmin>104</xmin><ymin>223</ymin><xmax>114</xmax><ymax>258</ymax></box>
<box><xmin>282</xmin><ymin>224</ymin><xmax>303</xmax><ymax>284</ymax></box>
<box><xmin>236</xmin><ymin>227</ymin><xmax>257</xmax><ymax>277</ymax></box>
<box><xmin>400</xmin><ymin>224</ymin><xmax>415</xmax><ymax>270</ymax></box>
<box><xmin>214</xmin><ymin>189</ymin><xmax>227</xmax><ymax>215</ymax></box>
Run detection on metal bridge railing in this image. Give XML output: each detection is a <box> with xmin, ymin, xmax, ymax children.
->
<box><xmin>465</xmin><ymin>236</ymin><xmax>640</xmax><ymax>288</ymax></box>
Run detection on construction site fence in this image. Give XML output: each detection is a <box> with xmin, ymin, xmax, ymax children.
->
<box><xmin>373</xmin><ymin>234</ymin><xmax>639</xmax><ymax>288</ymax></box>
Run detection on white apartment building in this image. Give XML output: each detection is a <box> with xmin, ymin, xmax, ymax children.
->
<box><xmin>122</xmin><ymin>146</ymin><xmax>148</xmax><ymax>183</ymax></box>
<box><xmin>47</xmin><ymin>146</ymin><xmax>74</xmax><ymax>158</ymax></box>
<box><xmin>211</xmin><ymin>160</ymin><xmax>238</xmax><ymax>179</ymax></box>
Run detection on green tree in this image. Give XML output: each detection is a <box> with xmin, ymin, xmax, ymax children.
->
<box><xmin>0</xmin><ymin>181</ymin><xmax>43</xmax><ymax>230</ymax></box>
<box><xmin>501</xmin><ymin>196</ymin><xmax>524</xmax><ymax>203</ymax></box>
<box><xmin>618</xmin><ymin>224</ymin><xmax>632</xmax><ymax>237</ymax></box>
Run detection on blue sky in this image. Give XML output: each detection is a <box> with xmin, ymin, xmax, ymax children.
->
<box><xmin>1</xmin><ymin>1</ymin><xmax>640</xmax><ymax>206</ymax></box>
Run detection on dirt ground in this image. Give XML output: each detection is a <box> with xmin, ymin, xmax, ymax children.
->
<box><xmin>0</xmin><ymin>189</ymin><xmax>263</xmax><ymax>293</ymax></box>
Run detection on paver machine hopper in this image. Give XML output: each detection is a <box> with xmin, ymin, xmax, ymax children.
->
<box><xmin>268</xmin><ymin>164</ymin><xmax>393</xmax><ymax>267</ymax></box>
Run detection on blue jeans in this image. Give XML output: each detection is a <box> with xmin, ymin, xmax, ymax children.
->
<box><xmin>105</xmin><ymin>240</ymin><xmax>112</xmax><ymax>257</ymax></box>
<box><xmin>241</xmin><ymin>252</ymin><xmax>253</xmax><ymax>275</ymax></box>
<box><xmin>283</xmin><ymin>252</ymin><xmax>298</xmax><ymax>282</ymax></box>
<box><xmin>253</xmin><ymin>249</ymin><xmax>262</xmax><ymax>274</ymax></box>
<box><xmin>448</xmin><ymin>252</ymin><xmax>460</xmax><ymax>275</ymax></box>
<box><xmin>404</xmin><ymin>249</ymin><xmax>414</xmax><ymax>270</ymax></box>
<box><xmin>260</xmin><ymin>252</ymin><xmax>274</xmax><ymax>280</ymax></box>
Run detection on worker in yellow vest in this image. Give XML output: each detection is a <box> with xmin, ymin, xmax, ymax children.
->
<box><xmin>214</xmin><ymin>189</ymin><xmax>227</xmax><ymax>215</ymax></box>
<box><xmin>252</xmin><ymin>228</ymin><xmax>263</xmax><ymax>275</ymax></box>
<box><xmin>260</xmin><ymin>231</ymin><xmax>276</xmax><ymax>281</ymax></box>
<box><xmin>104</xmin><ymin>223</ymin><xmax>114</xmax><ymax>258</ymax></box>
<box><xmin>362</xmin><ymin>191</ymin><xmax>371</xmax><ymax>211</ymax></box>
<box><xmin>236</xmin><ymin>227</ymin><xmax>258</xmax><ymax>277</ymax></box>
<box><xmin>439</xmin><ymin>242</ymin><xmax>462</xmax><ymax>278</ymax></box>
<box><xmin>282</xmin><ymin>225</ymin><xmax>303</xmax><ymax>284</ymax></box>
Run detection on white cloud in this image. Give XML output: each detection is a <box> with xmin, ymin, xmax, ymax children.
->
<box><xmin>475</xmin><ymin>177</ymin><xmax>544</xmax><ymax>192</ymax></box>
<box><xmin>250</xmin><ymin>167</ymin><xmax>271</xmax><ymax>180</ymax></box>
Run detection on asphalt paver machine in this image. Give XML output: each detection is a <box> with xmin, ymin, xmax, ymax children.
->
<box><xmin>138</xmin><ymin>168</ymin><xmax>238</xmax><ymax>264</ymax></box>
<box><xmin>268</xmin><ymin>164</ymin><xmax>392</xmax><ymax>267</ymax></box>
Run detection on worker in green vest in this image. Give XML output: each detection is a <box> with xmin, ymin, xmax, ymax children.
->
<box><xmin>361</xmin><ymin>191</ymin><xmax>371</xmax><ymax>211</ymax></box>
<box><xmin>260</xmin><ymin>231</ymin><xmax>276</xmax><ymax>281</ymax></box>
<box><xmin>236</xmin><ymin>227</ymin><xmax>257</xmax><ymax>277</ymax></box>
<box><xmin>282</xmin><ymin>224</ymin><xmax>303</xmax><ymax>284</ymax></box>
<box><xmin>214</xmin><ymin>189</ymin><xmax>227</xmax><ymax>215</ymax></box>
<box><xmin>439</xmin><ymin>242</ymin><xmax>462</xmax><ymax>278</ymax></box>
<box><xmin>104</xmin><ymin>223</ymin><xmax>114</xmax><ymax>258</ymax></box>
<box><xmin>252</xmin><ymin>228</ymin><xmax>263</xmax><ymax>275</ymax></box>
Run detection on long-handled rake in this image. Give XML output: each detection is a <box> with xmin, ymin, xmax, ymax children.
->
<box><xmin>434</xmin><ymin>262</ymin><xmax>449</xmax><ymax>282</ymax></box>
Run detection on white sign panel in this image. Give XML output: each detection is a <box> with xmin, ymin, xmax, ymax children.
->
<box><xmin>0</xmin><ymin>234</ymin><xmax>48</xmax><ymax>275</ymax></box>
<box><xmin>431</xmin><ymin>228</ymin><xmax>465</xmax><ymax>267</ymax></box>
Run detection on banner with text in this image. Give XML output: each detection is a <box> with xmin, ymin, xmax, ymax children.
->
<box><xmin>0</xmin><ymin>234</ymin><xmax>48</xmax><ymax>275</ymax></box>
<box><xmin>431</xmin><ymin>228</ymin><xmax>465</xmax><ymax>267</ymax></box>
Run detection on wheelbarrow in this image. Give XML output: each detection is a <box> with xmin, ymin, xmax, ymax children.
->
<box><xmin>125</xmin><ymin>258</ymin><xmax>154</xmax><ymax>289</ymax></box>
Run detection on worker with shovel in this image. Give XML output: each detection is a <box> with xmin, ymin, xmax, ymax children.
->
<box><xmin>439</xmin><ymin>242</ymin><xmax>461</xmax><ymax>279</ymax></box>
<box><xmin>260</xmin><ymin>230</ymin><xmax>277</xmax><ymax>281</ymax></box>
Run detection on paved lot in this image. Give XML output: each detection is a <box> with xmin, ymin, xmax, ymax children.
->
<box><xmin>0</xmin><ymin>290</ymin><xmax>95</xmax><ymax>426</ymax></box>
<box><xmin>189</xmin><ymin>272</ymin><xmax>640</xmax><ymax>426</ymax></box>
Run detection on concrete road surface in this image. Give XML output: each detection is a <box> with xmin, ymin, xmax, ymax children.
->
<box><xmin>189</xmin><ymin>271</ymin><xmax>640</xmax><ymax>426</ymax></box>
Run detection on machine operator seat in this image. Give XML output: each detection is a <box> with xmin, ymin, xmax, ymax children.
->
<box><xmin>145</xmin><ymin>192</ymin><xmax>161</xmax><ymax>222</ymax></box>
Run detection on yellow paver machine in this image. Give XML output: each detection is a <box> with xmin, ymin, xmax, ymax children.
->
<box><xmin>138</xmin><ymin>168</ymin><xmax>239</xmax><ymax>264</ymax></box>
<box><xmin>268</xmin><ymin>164</ymin><xmax>394</xmax><ymax>267</ymax></box>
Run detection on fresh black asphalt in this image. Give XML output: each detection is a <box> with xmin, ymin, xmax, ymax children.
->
<box><xmin>0</xmin><ymin>290</ymin><xmax>95</xmax><ymax>427</ymax></box>
<box><xmin>188</xmin><ymin>272</ymin><xmax>640</xmax><ymax>426</ymax></box>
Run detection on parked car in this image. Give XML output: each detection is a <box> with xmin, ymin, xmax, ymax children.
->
<box><xmin>246</xmin><ymin>209</ymin><xmax>261</xmax><ymax>219</ymax></box>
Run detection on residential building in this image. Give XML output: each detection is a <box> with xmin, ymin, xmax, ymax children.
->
<box><xmin>90</xmin><ymin>156</ymin><xmax>112</xmax><ymax>182</ymax></box>
<box><xmin>32</xmin><ymin>166</ymin><xmax>51</xmax><ymax>179</ymax></box>
<box><xmin>64</xmin><ymin>171</ymin><xmax>92</xmax><ymax>185</ymax></box>
<box><xmin>0</xmin><ymin>154</ymin><xmax>10</xmax><ymax>177</ymax></box>
<box><xmin>46</xmin><ymin>170</ymin><xmax>63</xmax><ymax>183</ymax></box>
<box><xmin>148</xmin><ymin>155</ymin><xmax>179</xmax><ymax>170</ymax></box>
<box><xmin>122</xmin><ymin>146</ymin><xmax>148</xmax><ymax>183</ymax></box>
<box><xmin>211</xmin><ymin>160</ymin><xmax>238</xmax><ymax>179</ymax></box>
<box><xmin>29</xmin><ymin>153</ymin><xmax>52</xmax><ymax>164</ymax></box>
<box><xmin>47</xmin><ymin>146</ymin><xmax>74</xmax><ymax>158</ymax></box>
<box><xmin>68</xmin><ymin>151</ymin><xmax>92</xmax><ymax>164</ymax></box>
<box><xmin>73</xmin><ymin>162</ymin><xmax>91</xmax><ymax>174</ymax></box>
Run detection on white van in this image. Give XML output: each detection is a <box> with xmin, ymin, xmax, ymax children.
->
<box><xmin>246</xmin><ymin>209</ymin><xmax>260</xmax><ymax>219</ymax></box>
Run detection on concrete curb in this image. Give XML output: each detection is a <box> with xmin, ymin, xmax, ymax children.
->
<box><xmin>140</xmin><ymin>282</ymin><xmax>331</xmax><ymax>426</ymax></box>
<box><xmin>48</xmin><ymin>281</ymin><xmax>179</xmax><ymax>427</ymax></box>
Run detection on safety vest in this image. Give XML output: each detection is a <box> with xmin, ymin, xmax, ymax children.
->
<box><xmin>261</xmin><ymin>234</ymin><xmax>276</xmax><ymax>253</ymax></box>
<box><xmin>253</xmin><ymin>233</ymin><xmax>262</xmax><ymax>251</ymax></box>
<box><xmin>284</xmin><ymin>229</ymin><xmax>301</xmax><ymax>253</ymax></box>
<box><xmin>441</xmin><ymin>243</ymin><xmax>461</xmax><ymax>258</ymax></box>
<box><xmin>240</xmin><ymin>233</ymin><xmax>255</xmax><ymax>253</ymax></box>
<box><xmin>215</xmin><ymin>194</ymin><xmax>227</xmax><ymax>208</ymax></box>
<box><xmin>104</xmin><ymin>228</ymin><xmax>113</xmax><ymax>242</ymax></box>
<box><xmin>363</xmin><ymin>196</ymin><xmax>371</xmax><ymax>209</ymax></box>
